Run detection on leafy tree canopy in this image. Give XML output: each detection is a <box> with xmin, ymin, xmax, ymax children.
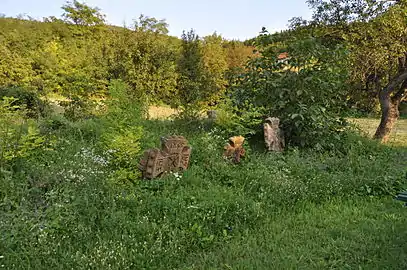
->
<box><xmin>134</xmin><ymin>14</ymin><xmax>169</xmax><ymax>35</ymax></box>
<box><xmin>62</xmin><ymin>0</ymin><xmax>106</xmax><ymax>26</ymax></box>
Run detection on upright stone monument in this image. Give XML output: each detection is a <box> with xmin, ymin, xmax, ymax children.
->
<box><xmin>263</xmin><ymin>117</ymin><xmax>285</xmax><ymax>152</ymax></box>
<box><xmin>139</xmin><ymin>136</ymin><xmax>192</xmax><ymax>179</ymax></box>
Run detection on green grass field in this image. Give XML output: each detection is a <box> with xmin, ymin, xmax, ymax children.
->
<box><xmin>1</xmin><ymin>116</ymin><xmax>407</xmax><ymax>269</ymax></box>
<box><xmin>351</xmin><ymin>118</ymin><xmax>407</xmax><ymax>147</ymax></box>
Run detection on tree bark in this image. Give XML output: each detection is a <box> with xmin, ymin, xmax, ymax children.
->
<box><xmin>374</xmin><ymin>97</ymin><xmax>400</xmax><ymax>143</ymax></box>
<box><xmin>374</xmin><ymin>71</ymin><xmax>407</xmax><ymax>143</ymax></box>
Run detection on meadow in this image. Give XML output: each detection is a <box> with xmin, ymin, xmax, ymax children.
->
<box><xmin>1</xmin><ymin>1</ymin><xmax>407</xmax><ymax>268</ymax></box>
<box><xmin>350</xmin><ymin>118</ymin><xmax>407</xmax><ymax>147</ymax></box>
<box><xmin>1</xmin><ymin>106</ymin><xmax>406</xmax><ymax>269</ymax></box>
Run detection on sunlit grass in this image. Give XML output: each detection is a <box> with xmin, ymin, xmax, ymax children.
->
<box><xmin>148</xmin><ymin>105</ymin><xmax>178</xmax><ymax>119</ymax></box>
<box><xmin>2</xmin><ymin>109</ymin><xmax>407</xmax><ymax>269</ymax></box>
<box><xmin>350</xmin><ymin>118</ymin><xmax>407</xmax><ymax>147</ymax></box>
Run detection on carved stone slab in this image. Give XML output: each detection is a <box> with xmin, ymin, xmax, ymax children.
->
<box><xmin>139</xmin><ymin>136</ymin><xmax>191</xmax><ymax>179</ymax></box>
<box><xmin>223</xmin><ymin>136</ymin><xmax>245</xmax><ymax>164</ymax></box>
<box><xmin>264</xmin><ymin>117</ymin><xmax>285</xmax><ymax>152</ymax></box>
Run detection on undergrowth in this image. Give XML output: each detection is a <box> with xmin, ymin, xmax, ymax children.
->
<box><xmin>1</xmin><ymin>109</ymin><xmax>406</xmax><ymax>269</ymax></box>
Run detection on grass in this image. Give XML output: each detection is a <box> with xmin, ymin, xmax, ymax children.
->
<box><xmin>182</xmin><ymin>197</ymin><xmax>407</xmax><ymax>269</ymax></box>
<box><xmin>1</xmin><ymin>114</ymin><xmax>407</xmax><ymax>269</ymax></box>
<box><xmin>148</xmin><ymin>105</ymin><xmax>178</xmax><ymax>120</ymax></box>
<box><xmin>350</xmin><ymin>118</ymin><xmax>407</xmax><ymax>147</ymax></box>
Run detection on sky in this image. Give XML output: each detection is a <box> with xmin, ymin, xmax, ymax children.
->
<box><xmin>1</xmin><ymin>0</ymin><xmax>313</xmax><ymax>40</ymax></box>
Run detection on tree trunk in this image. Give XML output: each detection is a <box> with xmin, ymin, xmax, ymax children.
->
<box><xmin>374</xmin><ymin>71</ymin><xmax>407</xmax><ymax>143</ymax></box>
<box><xmin>374</xmin><ymin>97</ymin><xmax>400</xmax><ymax>143</ymax></box>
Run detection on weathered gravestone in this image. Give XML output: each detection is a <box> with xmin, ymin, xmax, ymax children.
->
<box><xmin>139</xmin><ymin>136</ymin><xmax>192</xmax><ymax>179</ymax></box>
<box><xmin>264</xmin><ymin>117</ymin><xmax>285</xmax><ymax>152</ymax></box>
<box><xmin>223</xmin><ymin>136</ymin><xmax>245</xmax><ymax>164</ymax></box>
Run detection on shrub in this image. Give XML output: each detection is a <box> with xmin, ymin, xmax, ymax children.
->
<box><xmin>104</xmin><ymin>79</ymin><xmax>147</xmax><ymax>123</ymax></box>
<box><xmin>0</xmin><ymin>97</ymin><xmax>51</xmax><ymax>167</ymax></box>
<box><xmin>99</xmin><ymin>80</ymin><xmax>145</xmax><ymax>185</ymax></box>
<box><xmin>0</xmin><ymin>86</ymin><xmax>48</xmax><ymax>117</ymax></box>
<box><xmin>101</xmin><ymin>126</ymin><xmax>143</xmax><ymax>168</ymax></box>
<box><xmin>230</xmin><ymin>34</ymin><xmax>350</xmax><ymax>149</ymax></box>
<box><xmin>213</xmin><ymin>98</ymin><xmax>264</xmax><ymax>138</ymax></box>
<box><xmin>59</xmin><ymin>96</ymin><xmax>96</xmax><ymax>121</ymax></box>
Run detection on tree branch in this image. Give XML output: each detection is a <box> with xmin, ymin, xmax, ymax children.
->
<box><xmin>393</xmin><ymin>78</ymin><xmax>407</xmax><ymax>102</ymax></box>
<box><xmin>382</xmin><ymin>70</ymin><xmax>407</xmax><ymax>97</ymax></box>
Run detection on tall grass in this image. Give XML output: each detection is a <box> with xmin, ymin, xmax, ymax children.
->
<box><xmin>1</xmin><ymin>107</ymin><xmax>406</xmax><ymax>269</ymax></box>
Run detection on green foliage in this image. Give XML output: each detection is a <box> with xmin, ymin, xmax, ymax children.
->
<box><xmin>0</xmin><ymin>97</ymin><xmax>50</xmax><ymax>167</ymax></box>
<box><xmin>0</xmin><ymin>10</ymin><xmax>252</xmax><ymax>111</ymax></box>
<box><xmin>202</xmin><ymin>33</ymin><xmax>228</xmax><ymax>104</ymax></box>
<box><xmin>0</xmin><ymin>86</ymin><xmax>47</xmax><ymax>117</ymax></box>
<box><xmin>231</xmin><ymin>31</ymin><xmax>350</xmax><ymax>149</ymax></box>
<box><xmin>213</xmin><ymin>98</ymin><xmax>264</xmax><ymax>137</ymax></box>
<box><xmin>62</xmin><ymin>0</ymin><xmax>106</xmax><ymax>26</ymax></box>
<box><xmin>175</xmin><ymin>30</ymin><xmax>230</xmax><ymax>119</ymax></box>
<box><xmin>101</xmin><ymin>126</ymin><xmax>143</xmax><ymax>184</ymax></box>
<box><xmin>302</xmin><ymin>0</ymin><xmax>407</xmax><ymax>114</ymax></box>
<box><xmin>1</xmin><ymin>117</ymin><xmax>406</xmax><ymax>269</ymax></box>
<box><xmin>104</xmin><ymin>79</ymin><xmax>147</xmax><ymax>122</ymax></box>
<box><xmin>175</xmin><ymin>29</ymin><xmax>208</xmax><ymax>118</ymax></box>
<box><xmin>0</xmin><ymin>14</ymin><xmax>178</xmax><ymax>104</ymax></box>
<box><xmin>106</xmin><ymin>24</ymin><xmax>179</xmax><ymax>106</ymax></box>
<box><xmin>2</xmin><ymin>2</ymin><xmax>407</xmax><ymax>268</ymax></box>
<box><xmin>100</xmin><ymin>80</ymin><xmax>145</xmax><ymax>184</ymax></box>
<box><xmin>59</xmin><ymin>96</ymin><xmax>96</xmax><ymax>121</ymax></box>
<box><xmin>223</xmin><ymin>40</ymin><xmax>255</xmax><ymax>70</ymax></box>
<box><xmin>0</xmin><ymin>43</ymin><xmax>34</xmax><ymax>87</ymax></box>
<box><xmin>134</xmin><ymin>14</ymin><xmax>169</xmax><ymax>35</ymax></box>
<box><xmin>0</xmin><ymin>17</ymin><xmax>110</xmax><ymax>97</ymax></box>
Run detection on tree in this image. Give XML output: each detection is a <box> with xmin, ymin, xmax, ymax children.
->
<box><xmin>176</xmin><ymin>29</ymin><xmax>208</xmax><ymax>117</ymax></box>
<box><xmin>0</xmin><ymin>43</ymin><xmax>34</xmax><ymax>88</ymax></box>
<box><xmin>224</xmin><ymin>40</ymin><xmax>255</xmax><ymax>70</ymax></box>
<box><xmin>105</xmin><ymin>16</ymin><xmax>178</xmax><ymax>107</ymax></box>
<box><xmin>303</xmin><ymin>0</ymin><xmax>407</xmax><ymax>142</ymax></box>
<box><xmin>62</xmin><ymin>0</ymin><xmax>105</xmax><ymax>26</ymax></box>
<box><xmin>0</xmin><ymin>9</ymin><xmax>251</xmax><ymax>114</ymax></box>
<box><xmin>202</xmin><ymin>33</ymin><xmax>228</xmax><ymax>105</ymax></box>
<box><xmin>134</xmin><ymin>14</ymin><xmax>169</xmax><ymax>35</ymax></box>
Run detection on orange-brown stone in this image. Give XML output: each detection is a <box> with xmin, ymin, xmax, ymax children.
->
<box><xmin>139</xmin><ymin>136</ymin><xmax>191</xmax><ymax>179</ymax></box>
<box><xmin>223</xmin><ymin>136</ymin><xmax>245</xmax><ymax>164</ymax></box>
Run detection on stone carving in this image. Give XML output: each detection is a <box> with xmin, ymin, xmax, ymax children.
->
<box><xmin>223</xmin><ymin>136</ymin><xmax>245</xmax><ymax>163</ymax></box>
<box><xmin>264</xmin><ymin>117</ymin><xmax>285</xmax><ymax>152</ymax></box>
<box><xmin>139</xmin><ymin>136</ymin><xmax>191</xmax><ymax>179</ymax></box>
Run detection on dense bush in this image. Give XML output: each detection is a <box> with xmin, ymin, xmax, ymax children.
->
<box><xmin>212</xmin><ymin>98</ymin><xmax>264</xmax><ymax>137</ymax></box>
<box><xmin>230</xmin><ymin>34</ymin><xmax>350</xmax><ymax>149</ymax></box>
<box><xmin>0</xmin><ymin>16</ymin><xmax>253</xmax><ymax>111</ymax></box>
<box><xmin>0</xmin><ymin>86</ymin><xmax>48</xmax><ymax>117</ymax></box>
<box><xmin>0</xmin><ymin>97</ymin><xmax>51</xmax><ymax>168</ymax></box>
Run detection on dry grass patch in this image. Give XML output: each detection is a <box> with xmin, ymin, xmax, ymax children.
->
<box><xmin>148</xmin><ymin>105</ymin><xmax>178</xmax><ymax>119</ymax></box>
